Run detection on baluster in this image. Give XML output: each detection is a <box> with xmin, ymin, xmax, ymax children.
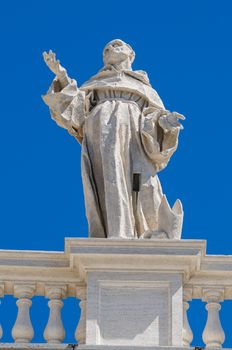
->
<box><xmin>202</xmin><ymin>289</ymin><xmax>225</xmax><ymax>348</ymax></box>
<box><xmin>11</xmin><ymin>284</ymin><xmax>35</xmax><ymax>343</ymax></box>
<box><xmin>43</xmin><ymin>286</ymin><xmax>66</xmax><ymax>344</ymax></box>
<box><xmin>75</xmin><ymin>287</ymin><xmax>87</xmax><ymax>344</ymax></box>
<box><xmin>182</xmin><ymin>288</ymin><xmax>193</xmax><ymax>346</ymax></box>
<box><xmin>0</xmin><ymin>284</ymin><xmax>4</xmax><ymax>340</ymax></box>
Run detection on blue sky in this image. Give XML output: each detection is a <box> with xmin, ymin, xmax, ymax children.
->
<box><xmin>0</xmin><ymin>0</ymin><xmax>232</xmax><ymax>346</ymax></box>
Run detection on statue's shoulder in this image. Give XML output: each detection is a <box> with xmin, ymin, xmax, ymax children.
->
<box><xmin>126</xmin><ymin>70</ymin><xmax>165</xmax><ymax>109</ymax></box>
<box><xmin>126</xmin><ymin>70</ymin><xmax>150</xmax><ymax>86</ymax></box>
<box><xmin>80</xmin><ymin>68</ymin><xmax>164</xmax><ymax>108</ymax></box>
<box><xmin>134</xmin><ymin>70</ymin><xmax>150</xmax><ymax>82</ymax></box>
<box><xmin>81</xmin><ymin>68</ymin><xmax>150</xmax><ymax>88</ymax></box>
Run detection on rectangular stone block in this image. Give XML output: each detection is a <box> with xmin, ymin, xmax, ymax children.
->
<box><xmin>68</xmin><ymin>238</ymin><xmax>204</xmax><ymax>347</ymax></box>
<box><xmin>86</xmin><ymin>272</ymin><xmax>182</xmax><ymax>346</ymax></box>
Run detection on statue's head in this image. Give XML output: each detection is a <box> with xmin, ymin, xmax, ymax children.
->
<box><xmin>103</xmin><ymin>39</ymin><xmax>135</xmax><ymax>66</ymax></box>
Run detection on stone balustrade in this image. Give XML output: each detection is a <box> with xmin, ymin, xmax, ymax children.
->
<box><xmin>183</xmin><ymin>287</ymin><xmax>226</xmax><ymax>348</ymax></box>
<box><xmin>0</xmin><ymin>239</ymin><xmax>231</xmax><ymax>349</ymax></box>
<box><xmin>183</xmin><ymin>254</ymin><xmax>232</xmax><ymax>348</ymax></box>
<box><xmin>0</xmin><ymin>246</ymin><xmax>86</xmax><ymax>346</ymax></box>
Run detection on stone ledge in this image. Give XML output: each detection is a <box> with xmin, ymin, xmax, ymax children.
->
<box><xmin>0</xmin><ymin>250</ymin><xmax>68</xmax><ymax>268</ymax></box>
<box><xmin>65</xmin><ymin>238</ymin><xmax>206</xmax><ymax>256</ymax></box>
<box><xmin>0</xmin><ymin>345</ymin><xmax>229</xmax><ymax>350</ymax></box>
<box><xmin>0</xmin><ymin>344</ymin><xmax>73</xmax><ymax>350</ymax></box>
<box><xmin>78</xmin><ymin>345</ymin><xmax>229</xmax><ymax>350</ymax></box>
<box><xmin>67</xmin><ymin>238</ymin><xmax>205</xmax><ymax>283</ymax></box>
<box><xmin>1</xmin><ymin>238</ymin><xmax>232</xmax><ymax>299</ymax></box>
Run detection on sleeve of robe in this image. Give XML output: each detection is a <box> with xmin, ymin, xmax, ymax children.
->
<box><xmin>42</xmin><ymin>78</ymin><xmax>86</xmax><ymax>143</ymax></box>
<box><xmin>141</xmin><ymin>108</ymin><xmax>180</xmax><ymax>172</ymax></box>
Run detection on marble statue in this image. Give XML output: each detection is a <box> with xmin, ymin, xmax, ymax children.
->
<box><xmin>42</xmin><ymin>39</ymin><xmax>185</xmax><ymax>239</ymax></box>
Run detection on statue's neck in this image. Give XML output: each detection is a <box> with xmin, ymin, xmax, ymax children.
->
<box><xmin>109</xmin><ymin>58</ymin><xmax>132</xmax><ymax>72</ymax></box>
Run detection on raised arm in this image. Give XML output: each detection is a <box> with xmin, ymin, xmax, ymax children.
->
<box><xmin>42</xmin><ymin>50</ymin><xmax>86</xmax><ymax>143</ymax></box>
<box><xmin>43</xmin><ymin>50</ymin><xmax>71</xmax><ymax>89</ymax></box>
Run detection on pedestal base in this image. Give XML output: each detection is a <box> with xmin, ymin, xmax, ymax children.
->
<box><xmin>66</xmin><ymin>238</ymin><xmax>205</xmax><ymax>347</ymax></box>
<box><xmin>88</xmin><ymin>271</ymin><xmax>182</xmax><ymax>346</ymax></box>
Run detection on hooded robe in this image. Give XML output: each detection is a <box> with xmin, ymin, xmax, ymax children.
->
<box><xmin>43</xmin><ymin>67</ymin><xmax>183</xmax><ymax>239</ymax></box>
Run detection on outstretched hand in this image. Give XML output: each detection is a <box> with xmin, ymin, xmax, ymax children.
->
<box><xmin>43</xmin><ymin>50</ymin><xmax>66</xmax><ymax>77</ymax></box>
<box><xmin>158</xmin><ymin>111</ymin><xmax>185</xmax><ymax>132</ymax></box>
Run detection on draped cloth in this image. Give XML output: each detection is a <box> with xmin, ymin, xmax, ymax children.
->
<box><xmin>43</xmin><ymin>69</ymin><xmax>183</xmax><ymax>239</ymax></box>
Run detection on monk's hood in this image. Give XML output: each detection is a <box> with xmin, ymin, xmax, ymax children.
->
<box><xmin>80</xmin><ymin>69</ymin><xmax>165</xmax><ymax>110</ymax></box>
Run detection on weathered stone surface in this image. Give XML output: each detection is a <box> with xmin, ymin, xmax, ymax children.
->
<box><xmin>0</xmin><ymin>344</ymin><xmax>72</xmax><ymax>350</ymax></box>
<box><xmin>42</xmin><ymin>40</ymin><xmax>185</xmax><ymax>240</ymax></box>
<box><xmin>0</xmin><ymin>240</ymin><xmax>232</xmax><ymax>346</ymax></box>
<box><xmin>68</xmin><ymin>239</ymin><xmax>204</xmax><ymax>346</ymax></box>
<box><xmin>0</xmin><ymin>345</ymin><xmax>228</xmax><ymax>350</ymax></box>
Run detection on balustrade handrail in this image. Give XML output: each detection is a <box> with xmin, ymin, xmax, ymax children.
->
<box><xmin>0</xmin><ymin>247</ymin><xmax>84</xmax><ymax>297</ymax></box>
<box><xmin>0</xmin><ymin>239</ymin><xmax>232</xmax><ymax>298</ymax></box>
<box><xmin>0</xmin><ymin>238</ymin><xmax>231</xmax><ymax>348</ymax></box>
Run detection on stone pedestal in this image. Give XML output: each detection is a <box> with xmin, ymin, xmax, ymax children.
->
<box><xmin>66</xmin><ymin>239</ymin><xmax>205</xmax><ymax>347</ymax></box>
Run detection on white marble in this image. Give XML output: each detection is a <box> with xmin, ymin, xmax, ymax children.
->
<box><xmin>0</xmin><ymin>240</ymin><xmax>232</xmax><ymax>346</ymax></box>
<box><xmin>0</xmin><ymin>345</ymin><xmax>229</xmax><ymax>350</ymax></box>
<box><xmin>77</xmin><ymin>346</ymin><xmax>228</xmax><ymax>350</ymax></box>
<box><xmin>75</xmin><ymin>287</ymin><xmax>87</xmax><ymax>344</ymax></box>
<box><xmin>0</xmin><ymin>344</ymin><xmax>72</xmax><ymax>350</ymax></box>
<box><xmin>182</xmin><ymin>288</ymin><xmax>193</xmax><ymax>347</ymax></box>
<box><xmin>68</xmin><ymin>239</ymin><xmax>204</xmax><ymax>347</ymax></box>
<box><xmin>43</xmin><ymin>287</ymin><xmax>66</xmax><ymax>344</ymax></box>
<box><xmin>42</xmin><ymin>40</ymin><xmax>185</xmax><ymax>240</ymax></box>
<box><xmin>86</xmin><ymin>272</ymin><xmax>182</xmax><ymax>346</ymax></box>
<box><xmin>202</xmin><ymin>289</ymin><xmax>225</xmax><ymax>348</ymax></box>
<box><xmin>11</xmin><ymin>285</ymin><xmax>35</xmax><ymax>343</ymax></box>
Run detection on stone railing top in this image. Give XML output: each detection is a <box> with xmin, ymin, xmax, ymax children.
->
<box><xmin>66</xmin><ymin>238</ymin><xmax>206</xmax><ymax>282</ymax></box>
<box><xmin>0</xmin><ymin>238</ymin><xmax>231</xmax><ymax>299</ymax></box>
<box><xmin>0</xmin><ymin>249</ymin><xmax>68</xmax><ymax>267</ymax></box>
<box><xmin>65</xmin><ymin>237</ymin><xmax>207</xmax><ymax>255</ymax></box>
<box><xmin>0</xmin><ymin>246</ymin><xmax>82</xmax><ymax>297</ymax></box>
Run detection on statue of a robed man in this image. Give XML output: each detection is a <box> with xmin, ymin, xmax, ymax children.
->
<box><xmin>43</xmin><ymin>39</ymin><xmax>185</xmax><ymax>239</ymax></box>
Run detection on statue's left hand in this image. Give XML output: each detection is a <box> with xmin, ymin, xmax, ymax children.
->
<box><xmin>158</xmin><ymin>112</ymin><xmax>185</xmax><ymax>132</ymax></box>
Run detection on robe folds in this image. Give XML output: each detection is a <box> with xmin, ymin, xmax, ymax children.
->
<box><xmin>43</xmin><ymin>69</ymin><xmax>182</xmax><ymax>239</ymax></box>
